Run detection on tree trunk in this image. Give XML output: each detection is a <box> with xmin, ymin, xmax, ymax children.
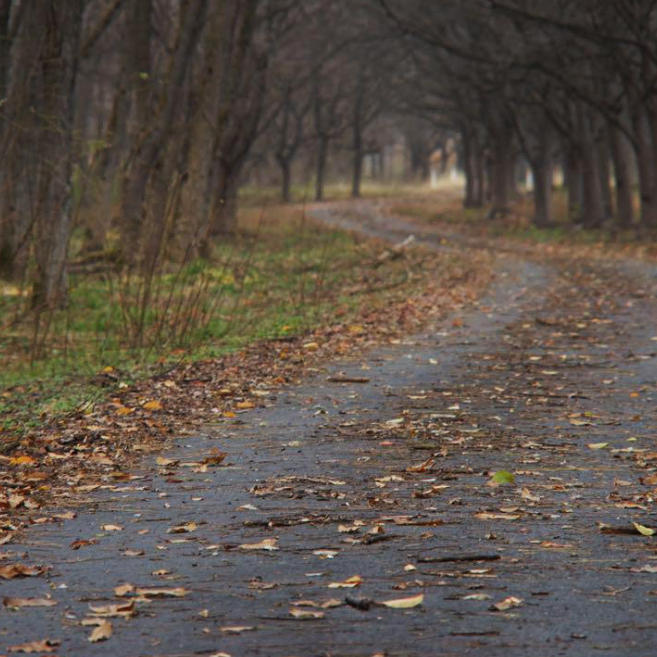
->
<box><xmin>609</xmin><ymin>122</ymin><xmax>635</xmax><ymax>229</ymax></box>
<box><xmin>278</xmin><ymin>157</ymin><xmax>292</xmax><ymax>203</ymax></box>
<box><xmin>532</xmin><ymin>156</ymin><xmax>553</xmax><ymax>228</ymax></box>
<box><xmin>597</xmin><ymin>131</ymin><xmax>614</xmax><ymax>221</ymax></box>
<box><xmin>31</xmin><ymin>0</ymin><xmax>84</xmax><ymax>309</ymax></box>
<box><xmin>352</xmin><ymin>143</ymin><xmax>364</xmax><ymax>199</ymax></box>
<box><xmin>564</xmin><ymin>146</ymin><xmax>583</xmax><ymax>223</ymax></box>
<box><xmin>577</xmin><ymin>107</ymin><xmax>605</xmax><ymax>228</ymax></box>
<box><xmin>489</xmin><ymin>124</ymin><xmax>514</xmax><ymax>214</ymax></box>
<box><xmin>630</xmin><ymin>104</ymin><xmax>657</xmax><ymax>227</ymax></box>
<box><xmin>315</xmin><ymin>137</ymin><xmax>329</xmax><ymax>202</ymax></box>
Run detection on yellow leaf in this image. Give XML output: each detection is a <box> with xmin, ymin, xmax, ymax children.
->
<box><xmin>156</xmin><ymin>457</ymin><xmax>178</xmax><ymax>467</ymax></box>
<box><xmin>327</xmin><ymin>575</ymin><xmax>362</xmax><ymax>589</ymax></box>
<box><xmin>10</xmin><ymin>455</ymin><xmax>36</xmax><ymax>466</ymax></box>
<box><xmin>143</xmin><ymin>400</ymin><xmax>162</xmax><ymax>411</ymax></box>
<box><xmin>102</xmin><ymin>366</ymin><xmax>115</xmax><ymax>373</ymax></box>
<box><xmin>633</xmin><ymin>522</ymin><xmax>656</xmax><ymax>536</ymax></box>
<box><xmin>115</xmin><ymin>405</ymin><xmax>134</xmax><ymax>415</ymax></box>
<box><xmin>223</xmin><ymin>411</ymin><xmax>237</xmax><ymax>418</ymax></box>
<box><xmin>236</xmin><ymin>401</ymin><xmax>255</xmax><ymax>410</ymax></box>
<box><xmin>238</xmin><ymin>538</ymin><xmax>279</xmax><ymax>551</ymax></box>
<box><xmin>588</xmin><ymin>442</ymin><xmax>609</xmax><ymax>450</ymax></box>
<box><xmin>303</xmin><ymin>341</ymin><xmax>319</xmax><ymax>351</ymax></box>
<box><xmin>88</xmin><ymin>620</ymin><xmax>112</xmax><ymax>643</ymax></box>
<box><xmin>380</xmin><ymin>593</ymin><xmax>424</xmax><ymax>609</ymax></box>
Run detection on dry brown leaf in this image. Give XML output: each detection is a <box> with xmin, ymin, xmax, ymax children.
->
<box><xmin>406</xmin><ymin>457</ymin><xmax>435</xmax><ymax>473</ymax></box>
<box><xmin>88</xmin><ymin>601</ymin><xmax>135</xmax><ymax>618</ymax></box>
<box><xmin>114</xmin><ymin>583</ymin><xmax>136</xmax><ymax>597</ymax></box>
<box><xmin>167</xmin><ymin>522</ymin><xmax>197</xmax><ymax>534</ymax></box>
<box><xmin>7</xmin><ymin>639</ymin><xmax>60</xmax><ymax>653</ymax></box>
<box><xmin>0</xmin><ymin>563</ymin><xmax>48</xmax><ymax>579</ymax></box>
<box><xmin>491</xmin><ymin>596</ymin><xmax>523</xmax><ymax>611</ymax></box>
<box><xmin>88</xmin><ymin>620</ymin><xmax>113</xmax><ymax>643</ymax></box>
<box><xmin>474</xmin><ymin>512</ymin><xmax>521</xmax><ymax>521</ymax></box>
<box><xmin>220</xmin><ymin>625</ymin><xmax>256</xmax><ymax>634</ymax></box>
<box><xmin>3</xmin><ymin>596</ymin><xmax>57</xmax><ymax>608</ymax></box>
<box><xmin>202</xmin><ymin>449</ymin><xmax>228</xmax><ymax>466</ymax></box>
<box><xmin>135</xmin><ymin>587</ymin><xmax>189</xmax><ymax>598</ymax></box>
<box><xmin>123</xmin><ymin>549</ymin><xmax>145</xmax><ymax>557</ymax></box>
<box><xmin>143</xmin><ymin>400</ymin><xmax>163</xmax><ymax>411</ymax></box>
<box><xmin>156</xmin><ymin>457</ymin><xmax>179</xmax><ymax>467</ymax></box>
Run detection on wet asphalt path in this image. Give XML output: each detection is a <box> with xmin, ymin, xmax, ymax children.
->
<box><xmin>3</xmin><ymin>206</ymin><xmax>657</xmax><ymax>657</ymax></box>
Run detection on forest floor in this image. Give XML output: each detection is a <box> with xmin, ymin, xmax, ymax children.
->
<box><xmin>3</xmin><ymin>195</ymin><xmax>657</xmax><ymax>656</ymax></box>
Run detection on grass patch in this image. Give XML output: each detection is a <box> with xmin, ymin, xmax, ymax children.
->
<box><xmin>0</xmin><ymin>197</ymin><xmax>447</xmax><ymax>442</ymax></box>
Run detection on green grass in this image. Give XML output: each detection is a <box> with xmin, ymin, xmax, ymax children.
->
<box><xmin>0</xmin><ymin>201</ymin><xmax>414</xmax><ymax>430</ymax></box>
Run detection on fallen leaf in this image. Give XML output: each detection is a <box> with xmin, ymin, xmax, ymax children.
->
<box><xmin>220</xmin><ymin>626</ymin><xmax>256</xmax><ymax>634</ymax></box>
<box><xmin>135</xmin><ymin>587</ymin><xmax>189</xmax><ymax>598</ymax></box>
<box><xmin>636</xmin><ymin>564</ymin><xmax>657</xmax><ymax>573</ymax></box>
<box><xmin>520</xmin><ymin>487</ymin><xmax>541</xmax><ymax>502</ymax></box>
<box><xmin>114</xmin><ymin>582</ymin><xmax>135</xmax><ymax>597</ymax></box>
<box><xmin>475</xmin><ymin>512</ymin><xmax>520</xmax><ymax>521</ymax></box>
<box><xmin>407</xmin><ymin>457</ymin><xmax>435</xmax><ymax>473</ymax></box>
<box><xmin>489</xmin><ymin>470</ymin><xmax>515</xmax><ymax>485</ymax></box>
<box><xmin>9</xmin><ymin>455</ymin><xmax>36</xmax><ymax>466</ymax></box>
<box><xmin>588</xmin><ymin>442</ymin><xmax>609</xmax><ymax>450</ymax></box>
<box><xmin>143</xmin><ymin>400</ymin><xmax>162</xmax><ymax>410</ymax></box>
<box><xmin>156</xmin><ymin>456</ymin><xmax>179</xmax><ymax>467</ymax></box>
<box><xmin>491</xmin><ymin>596</ymin><xmax>523</xmax><ymax>611</ymax></box>
<box><xmin>70</xmin><ymin>538</ymin><xmax>97</xmax><ymax>550</ymax></box>
<box><xmin>463</xmin><ymin>593</ymin><xmax>492</xmax><ymax>601</ymax></box>
<box><xmin>633</xmin><ymin>522</ymin><xmax>656</xmax><ymax>536</ymax></box>
<box><xmin>238</xmin><ymin>538</ymin><xmax>279</xmax><ymax>551</ymax></box>
<box><xmin>570</xmin><ymin>418</ymin><xmax>595</xmax><ymax>426</ymax></box>
<box><xmin>328</xmin><ymin>575</ymin><xmax>362</xmax><ymax>589</ymax></box>
<box><xmin>3</xmin><ymin>596</ymin><xmax>57</xmax><ymax>608</ymax></box>
<box><xmin>290</xmin><ymin>608</ymin><xmax>325</xmax><ymax>619</ymax></box>
<box><xmin>167</xmin><ymin>522</ymin><xmax>197</xmax><ymax>534</ymax></box>
<box><xmin>88</xmin><ymin>601</ymin><xmax>135</xmax><ymax>618</ymax></box>
<box><xmin>380</xmin><ymin>593</ymin><xmax>424</xmax><ymax>609</ymax></box>
<box><xmin>202</xmin><ymin>450</ymin><xmax>227</xmax><ymax>466</ymax></box>
<box><xmin>101</xmin><ymin>524</ymin><xmax>123</xmax><ymax>532</ymax></box>
<box><xmin>313</xmin><ymin>549</ymin><xmax>338</xmax><ymax>559</ymax></box>
<box><xmin>0</xmin><ymin>563</ymin><xmax>48</xmax><ymax>579</ymax></box>
<box><xmin>88</xmin><ymin>620</ymin><xmax>112</xmax><ymax>643</ymax></box>
<box><xmin>7</xmin><ymin>639</ymin><xmax>60</xmax><ymax>653</ymax></box>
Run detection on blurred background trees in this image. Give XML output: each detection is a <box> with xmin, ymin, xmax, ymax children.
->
<box><xmin>3</xmin><ymin>0</ymin><xmax>657</xmax><ymax>318</ymax></box>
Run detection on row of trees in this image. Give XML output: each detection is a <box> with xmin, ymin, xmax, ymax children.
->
<box><xmin>8</xmin><ymin>1</ymin><xmax>652</xmax><ymax>315</ymax></box>
<box><xmin>0</xmin><ymin>0</ymin><xmax>416</xmax><ymax>312</ymax></box>
<box><xmin>377</xmin><ymin>0</ymin><xmax>657</xmax><ymax>230</ymax></box>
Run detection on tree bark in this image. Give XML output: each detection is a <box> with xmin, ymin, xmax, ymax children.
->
<box><xmin>315</xmin><ymin>136</ymin><xmax>329</xmax><ymax>202</ymax></box>
<box><xmin>609</xmin><ymin>122</ymin><xmax>634</xmax><ymax>229</ymax></box>
<box><xmin>31</xmin><ymin>0</ymin><xmax>84</xmax><ymax>309</ymax></box>
<box><xmin>630</xmin><ymin>103</ymin><xmax>657</xmax><ymax>228</ymax></box>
